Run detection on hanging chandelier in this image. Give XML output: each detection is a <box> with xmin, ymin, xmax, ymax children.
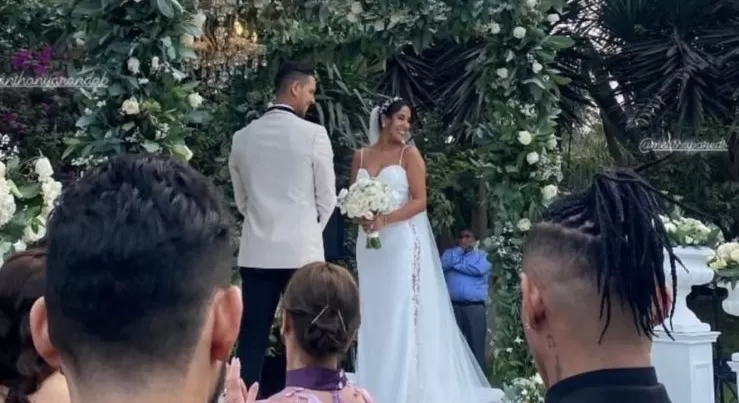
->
<box><xmin>187</xmin><ymin>0</ymin><xmax>266</xmax><ymax>86</ymax></box>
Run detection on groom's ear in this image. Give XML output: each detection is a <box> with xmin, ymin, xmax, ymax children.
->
<box><xmin>289</xmin><ymin>79</ymin><xmax>303</xmax><ymax>96</ymax></box>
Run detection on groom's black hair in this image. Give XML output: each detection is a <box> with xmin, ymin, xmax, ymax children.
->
<box><xmin>44</xmin><ymin>154</ymin><xmax>234</xmax><ymax>377</ymax></box>
<box><xmin>275</xmin><ymin>60</ymin><xmax>317</xmax><ymax>92</ymax></box>
<box><xmin>523</xmin><ymin>169</ymin><xmax>679</xmax><ymax>341</ymax></box>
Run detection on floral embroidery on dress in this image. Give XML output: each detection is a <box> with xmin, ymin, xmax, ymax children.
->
<box><xmin>408</xmin><ymin>220</ymin><xmax>422</xmax><ymax>398</ymax></box>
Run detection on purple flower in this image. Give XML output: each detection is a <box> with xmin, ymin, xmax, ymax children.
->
<box><xmin>2</xmin><ymin>112</ymin><xmax>17</xmax><ymax>122</ymax></box>
<box><xmin>11</xmin><ymin>49</ymin><xmax>32</xmax><ymax>71</ymax></box>
<box><xmin>38</xmin><ymin>45</ymin><xmax>53</xmax><ymax>63</ymax></box>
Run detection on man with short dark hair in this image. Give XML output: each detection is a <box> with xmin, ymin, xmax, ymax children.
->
<box><xmin>229</xmin><ymin>60</ymin><xmax>336</xmax><ymax>391</ymax></box>
<box><xmin>30</xmin><ymin>154</ymin><xmax>248</xmax><ymax>403</ymax></box>
<box><xmin>441</xmin><ymin>228</ymin><xmax>492</xmax><ymax>372</ymax></box>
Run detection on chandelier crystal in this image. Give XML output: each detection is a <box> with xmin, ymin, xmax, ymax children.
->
<box><xmin>186</xmin><ymin>0</ymin><xmax>266</xmax><ymax>87</ymax></box>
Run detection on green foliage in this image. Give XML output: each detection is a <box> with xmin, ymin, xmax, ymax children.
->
<box><xmin>0</xmin><ymin>156</ymin><xmax>63</xmax><ymax>256</ymax></box>
<box><xmin>63</xmin><ymin>0</ymin><xmax>207</xmax><ymax>165</ymax></box>
<box><xmin>468</xmin><ymin>0</ymin><xmax>569</xmax><ymax>384</ymax></box>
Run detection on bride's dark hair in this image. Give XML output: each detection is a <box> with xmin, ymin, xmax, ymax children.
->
<box><xmin>282</xmin><ymin>262</ymin><xmax>360</xmax><ymax>359</ymax></box>
<box><xmin>0</xmin><ymin>249</ymin><xmax>55</xmax><ymax>403</ymax></box>
<box><xmin>377</xmin><ymin>97</ymin><xmax>415</xmax><ymax>128</ymax></box>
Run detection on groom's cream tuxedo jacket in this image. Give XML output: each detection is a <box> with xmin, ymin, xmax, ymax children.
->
<box><xmin>229</xmin><ymin>107</ymin><xmax>337</xmax><ymax>269</ymax></box>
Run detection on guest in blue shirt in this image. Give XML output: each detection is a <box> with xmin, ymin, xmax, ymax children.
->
<box><xmin>441</xmin><ymin>228</ymin><xmax>492</xmax><ymax>372</ymax></box>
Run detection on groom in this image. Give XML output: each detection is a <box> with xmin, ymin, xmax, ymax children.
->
<box><xmin>229</xmin><ymin>60</ymin><xmax>337</xmax><ymax>390</ymax></box>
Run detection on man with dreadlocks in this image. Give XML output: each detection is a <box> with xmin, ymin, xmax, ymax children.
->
<box><xmin>520</xmin><ymin>169</ymin><xmax>675</xmax><ymax>403</ymax></box>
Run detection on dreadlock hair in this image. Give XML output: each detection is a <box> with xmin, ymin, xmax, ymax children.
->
<box><xmin>524</xmin><ymin>169</ymin><xmax>684</xmax><ymax>342</ymax></box>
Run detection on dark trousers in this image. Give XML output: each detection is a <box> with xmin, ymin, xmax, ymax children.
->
<box><xmin>236</xmin><ymin>267</ymin><xmax>295</xmax><ymax>390</ymax></box>
<box><xmin>452</xmin><ymin>301</ymin><xmax>487</xmax><ymax>372</ymax></box>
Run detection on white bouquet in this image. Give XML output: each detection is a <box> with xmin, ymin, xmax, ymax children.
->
<box><xmin>337</xmin><ymin>177</ymin><xmax>393</xmax><ymax>249</ymax></box>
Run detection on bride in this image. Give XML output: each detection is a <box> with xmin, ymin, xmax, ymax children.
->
<box><xmin>351</xmin><ymin>97</ymin><xmax>502</xmax><ymax>402</ymax></box>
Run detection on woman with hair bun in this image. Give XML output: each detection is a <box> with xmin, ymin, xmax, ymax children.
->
<box><xmin>0</xmin><ymin>249</ymin><xmax>69</xmax><ymax>403</ymax></box>
<box><xmin>225</xmin><ymin>262</ymin><xmax>372</xmax><ymax>403</ymax></box>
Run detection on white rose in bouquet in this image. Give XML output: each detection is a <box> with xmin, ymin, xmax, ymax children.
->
<box><xmin>337</xmin><ymin>177</ymin><xmax>393</xmax><ymax>249</ymax></box>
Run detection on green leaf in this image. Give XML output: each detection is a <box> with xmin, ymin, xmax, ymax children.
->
<box><xmin>523</xmin><ymin>78</ymin><xmax>546</xmax><ymax>90</ymax></box>
<box><xmin>154</xmin><ymin>0</ymin><xmax>175</xmax><ymax>18</ymax></box>
<box><xmin>179</xmin><ymin>47</ymin><xmax>197</xmax><ymax>59</ymax></box>
<box><xmin>76</xmin><ymin>114</ymin><xmax>96</xmax><ymax>128</ymax></box>
<box><xmin>180</xmin><ymin>81</ymin><xmax>199</xmax><ymax>91</ymax></box>
<box><xmin>552</xmin><ymin>75</ymin><xmax>571</xmax><ymax>86</ymax></box>
<box><xmin>185</xmin><ymin>110</ymin><xmax>212</xmax><ymax>124</ymax></box>
<box><xmin>107</xmin><ymin>84</ymin><xmax>125</xmax><ymax>96</ymax></box>
<box><xmin>542</xmin><ymin>35</ymin><xmax>574</xmax><ymax>50</ymax></box>
<box><xmin>142</xmin><ymin>140</ymin><xmax>162</xmax><ymax>153</ymax></box>
<box><xmin>181</xmin><ymin>22</ymin><xmax>201</xmax><ymax>36</ymax></box>
<box><xmin>16</xmin><ymin>183</ymin><xmax>41</xmax><ymax>199</ymax></box>
<box><xmin>62</xmin><ymin>143</ymin><xmax>79</xmax><ymax>160</ymax></box>
<box><xmin>161</xmin><ymin>36</ymin><xmax>176</xmax><ymax>59</ymax></box>
<box><xmin>123</xmin><ymin>75</ymin><xmax>140</xmax><ymax>90</ymax></box>
<box><xmin>72</xmin><ymin>0</ymin><xmax>101</xmax><ymax>16</ymax></box>
<box><xmin>171</xmin><ymin>143</ymin><xmax>193</xmax><ymax>161</ymax></box>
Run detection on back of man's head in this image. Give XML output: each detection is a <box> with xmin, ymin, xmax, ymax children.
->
<box><xmin>520</xmin><ymin>169</ymin><xmax>675</xmax><ymax>386</ymax></box>
<box><xmin>273</xmin><ymin>61</ymin><xmax>317</xmax><ymax>117</ymax></box>
<box><xmin>274</xmin><ymin>60</ymin><xmax>316</xmax><ymax>92</ymax></box>
<box><xmin>30</xmin><ymin>154</ymin><xmax>241</xmax><ymax>392</ymax></box>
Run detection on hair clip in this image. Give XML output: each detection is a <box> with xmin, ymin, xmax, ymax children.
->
<box><xmin>311</xmin><ymin>306</ymin><xmax>328</xmax><ymax>325</ymax></box>
<box><xmin>337</xmin><ymin>310</ymin><xmax>346</xmax><ymax>332</ymax></box>
<box><xmin>310</xmin><ymin>305</ymin><xmax>347</xmax><ymax>332</ymax></box>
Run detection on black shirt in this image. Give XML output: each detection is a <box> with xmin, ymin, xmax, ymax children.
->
<box><xmin>546</xmin><ymin>367</ymin><xmax>672</xmax><ymax>403</ymax></box>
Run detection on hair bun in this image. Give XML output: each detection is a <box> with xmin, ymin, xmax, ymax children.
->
<box><xmin>299</xmin><ymin>309</ymin><xmax>350</xmax><ymax>358</ymax></box>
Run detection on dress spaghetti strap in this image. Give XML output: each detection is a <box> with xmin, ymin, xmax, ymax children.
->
<box><xmin>359</xmin><ymin>148</ymin><xmax>364</xmax><ymax>169</ymax></box>
<box><xmin>398</xmin><ymin>145</ymin><xmax>409</xmax><ymax>166</ymax></box>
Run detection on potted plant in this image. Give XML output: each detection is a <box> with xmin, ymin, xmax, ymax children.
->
<box><xmin>707</xmin><ymin>241</ymin><xmax>739</xmax><ymax>316</ymax></box>
<box><xmin>260</xmin><ymin>299</ymin><xmax>286</xmax><ymax>397</ymax></box>
<box><xmin>659</xmin><ymin>209</ymin><xmax>723</xmax><ymax>332</ymax></box>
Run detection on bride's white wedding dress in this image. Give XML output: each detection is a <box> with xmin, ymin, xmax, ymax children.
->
<box><xmin>353</xmin><ymin>147</ymin><xmax>502</xmax><ymax>403</ymax></box>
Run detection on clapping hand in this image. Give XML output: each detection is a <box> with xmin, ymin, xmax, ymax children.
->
<box><xmin>224</xmin><ymin>358</ymin><xmax>259</xmax><ymax>403</ymax></box>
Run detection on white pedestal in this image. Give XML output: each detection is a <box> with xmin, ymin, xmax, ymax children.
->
<box><xmin>728</xmin><ymin>353</ymin><xmax>739</xmax><ymax>390</ymax></box>
<box><xmin>721</xmin><ymin>283</ymin><xmax>739</xmax><ymax>316</ymax></box>
<box><xmin>661</xmin><ymin>246</ymin><xmax>715</xmax><ymax>332</ymax></box>
<box><xmin>651</xmin><ymin>330</ymin><xmax>719</xmax><ymax>403</ymax></box>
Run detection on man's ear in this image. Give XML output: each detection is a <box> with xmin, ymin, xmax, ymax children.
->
<box><xmin>289</xmin><ymin>80</ymin><xmax>302</xmax><ymax>97</ymax></box>
<box><xmin>521</xmin><ymin>272</ymin><xmax>546</xmax><ymax>331</ymax></box>
<box><xmin>29</xmin><ymin>297</ymin><xmax>62</xmax><ymax>369</ymax></box>
<box><xmin>210</xmin><ymin>286</ymin><xmax>243</xmax><ymax>362</ymax></box>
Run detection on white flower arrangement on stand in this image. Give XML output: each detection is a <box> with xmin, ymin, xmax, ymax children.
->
<box><xmin>0</xmin><ymin>156</ymin><xmax>62</xmax><ymax>259</ymax></box>
<box><xmin>707</xmin><ymin>241</ymin><xmax>739</xmax><ymax>316</ymax></box>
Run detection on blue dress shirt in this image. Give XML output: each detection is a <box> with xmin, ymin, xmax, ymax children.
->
<box><xmin>441</xmin><ymin>246</ymin><xmax>492</xmax><ymax>303</ymax></box>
